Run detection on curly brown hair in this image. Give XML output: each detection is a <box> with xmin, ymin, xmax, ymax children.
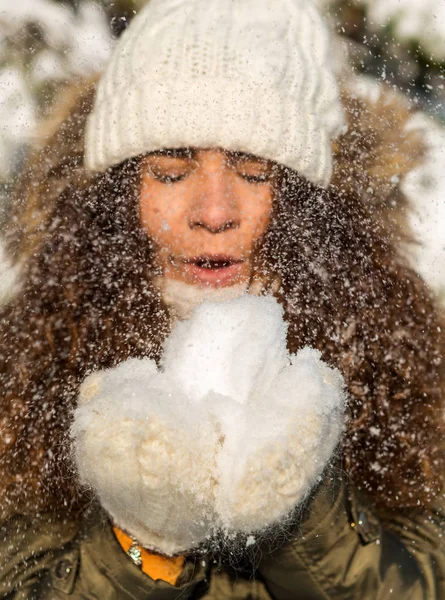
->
<box><xmin>0</xmin><ymin>80</ymin><xmax>444</xmax><ymax>520</ymax></box>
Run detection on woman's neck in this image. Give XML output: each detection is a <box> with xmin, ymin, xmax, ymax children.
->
<box><xmin>154</xmin><ymin>277</ymin><xmax>249</xmax><ymax>320</ymax></box>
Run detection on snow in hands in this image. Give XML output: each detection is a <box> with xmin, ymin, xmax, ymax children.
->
<box><xmin>71</xmin><ymin>295</ymin><xmax>347</xmax><ymax>556</ymax></box>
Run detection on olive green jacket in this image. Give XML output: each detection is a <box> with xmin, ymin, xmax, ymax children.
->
<box><xmin>1</xmin><ymin>474</ymin><xmax>445</xmax><ymax>599</ymax></box>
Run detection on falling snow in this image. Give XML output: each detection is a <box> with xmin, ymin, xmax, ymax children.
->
<box><xmin>0</xmin><ymin>1</ymin><xmax>444</xmax><ymax>594</ymax></box>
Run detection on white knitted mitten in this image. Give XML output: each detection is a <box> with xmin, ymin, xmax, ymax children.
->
<box><xmin>215</xmin><ymin>347</ymin><xmax>345</xmax><ymax>532</ymax></box>
<box><xmin>72</xmin><ymin>358</ymin><xmax>220</xmax><ymax>556</ymax></box>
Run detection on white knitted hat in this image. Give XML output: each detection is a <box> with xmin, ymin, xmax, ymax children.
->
<box><xmin>85</xmin><ymin>0</ymin><xmax>345</xmax><ymax>188</ymax></box>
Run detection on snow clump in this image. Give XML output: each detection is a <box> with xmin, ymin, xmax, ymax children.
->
<box><xmin>162</xmin><ymin>295</ymin><xmax>289</xmax><ymax>405</ymax></box>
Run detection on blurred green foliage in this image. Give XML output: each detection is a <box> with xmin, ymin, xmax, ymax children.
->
<box><xmin>327</xmin><ymin>1</ymin><xmax>445</xmax><ymax>121</ymax></box>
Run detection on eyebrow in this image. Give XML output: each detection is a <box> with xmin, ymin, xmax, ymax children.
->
<box><xmin>226</xmin><ymin>150</ymin><xmax>270</xmax><ymax>164</ymax></box>
<box><xmin>147</xmin><ymin>148</ymin><xmax>271</xmax><ymax>165</ymax></box>
<box><xmin>149</xmin><ymin>148</ymin><xmax>196</xmax><ymax>159</ymax></box>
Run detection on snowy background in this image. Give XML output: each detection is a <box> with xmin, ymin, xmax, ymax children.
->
<box><xmin>0</xmin><ymin>0</ymin><xmax>444</xmax><ymax>302</ymax></box>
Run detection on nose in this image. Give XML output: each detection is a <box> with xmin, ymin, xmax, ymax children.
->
<box><xmin>189</xmin><ymin>152</ymin><xmax>240</xmax><ymax>233</ymax></box>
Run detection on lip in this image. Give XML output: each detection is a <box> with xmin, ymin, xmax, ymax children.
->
<box><xmin>182</xmin><ymin>254</ymin><xmax>245</xmax><ymax>287</ymax></box>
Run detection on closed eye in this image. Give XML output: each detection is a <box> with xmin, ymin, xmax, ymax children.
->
<box><xmin>151</xmin><ymin>172</ymin><xmax>189</xmax><ymax>184</ymax></box>
<box><xmin>238</xmin><ymin>172</ymin><xmax>274</xmax><ymax>183</ymax></box>
<box><xmin>227</xmin><ymin>151</ymin><xmax>275</xmax><ymax>184</ymax></box>
<box><xmin>145</xmin><ymin>153</ymin><xmax>197</xmax><ymax>183</ymax></box>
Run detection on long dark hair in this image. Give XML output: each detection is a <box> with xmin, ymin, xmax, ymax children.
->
<box><xmin>0</xmin><ymin>80</ymin><xmax>444</xmax><ymax>520</ymax></box>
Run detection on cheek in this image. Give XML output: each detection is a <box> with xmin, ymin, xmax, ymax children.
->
<box><xmin>241</xmin><ymin>187</ymin><xmax>274</xmax><ymax>240</ymax></box>
<box><xmin>139</xmin><ymin>183</ymin><xmax>185</xmax><ymax>248</ymax></box>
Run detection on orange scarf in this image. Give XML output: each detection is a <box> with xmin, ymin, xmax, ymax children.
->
<box><xmin>113</xmin><ymin>526</ymin><xmax>185</xmax><ymax>585</ymax></box>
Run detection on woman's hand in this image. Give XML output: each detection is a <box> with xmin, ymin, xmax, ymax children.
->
<box><xmin>214</xmin><ymin>347</ymin><xmax>346</xmax><ymax>533</ymax></box>
<box><xmin>72</xmin><ymin>358</ymin><xmax>220</xmax><ymax>557</ymax></box>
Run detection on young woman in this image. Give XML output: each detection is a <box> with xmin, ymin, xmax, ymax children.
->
<box><xmin>1</xmin><ymin>0</ymin><xmax>445</xmax><ymax>598</ymax></box>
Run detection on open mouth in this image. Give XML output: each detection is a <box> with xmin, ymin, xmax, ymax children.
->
<box><xmin>182</xmin><ymin>255</ymin><xmax>245</xmax><ymax>286</ymax></box>
<box><xmin>185</xmin><ymin>255</ymin><xmax>243</xmax><ymax>270</ymax></box>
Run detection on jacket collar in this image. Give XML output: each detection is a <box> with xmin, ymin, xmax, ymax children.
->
<box><xmin>80</xmin><ymin>503</ymin><xmax>210</xmax><ymax>599</ymax></box>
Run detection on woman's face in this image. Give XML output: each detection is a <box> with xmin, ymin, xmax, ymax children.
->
<box><xmin>139</xmin><ymin>149</ymin><xmax>276</xmax><ymax>288</ymax></box>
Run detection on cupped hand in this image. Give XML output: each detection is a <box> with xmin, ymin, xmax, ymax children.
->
<box><xmin>72</xmin><ymin>358</ymin><xmax>220</xmax><ymax>556</ymax></box>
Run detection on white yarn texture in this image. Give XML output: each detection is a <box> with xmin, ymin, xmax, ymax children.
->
<box><xmin>85</xmin><ymin>0</ymin><xmax>345</xmax><ymax>188</ymax></box>
<box><xmin>72</xmin><ymin>295</ymin><xmax>346</xmax><ymax>556</ymax></box>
